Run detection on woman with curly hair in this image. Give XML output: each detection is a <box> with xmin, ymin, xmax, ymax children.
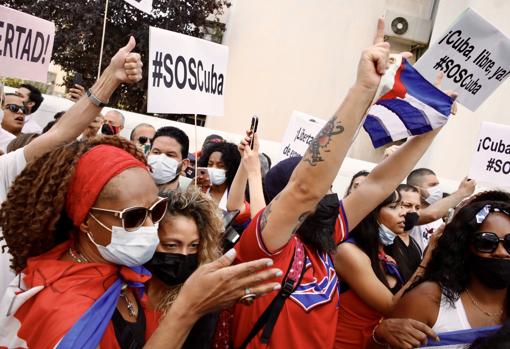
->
<box><xmin>197</xmin><ymin>141</ymin><xmax>241</xmax><ymax>209</ymax></box>
<box><xmin>371</xmin><ymin>190</ymin><xmax>510</xmax><ymax>348</ymax></box>
<box><xmin>145</xmin><ymin>187</ymin><xmax>223</xmax><ymax>348</ymax></box>
<box><xmin>0</xmin><ymin>136</ymin><xmax>282</xmax><ymax>349</ymax></box>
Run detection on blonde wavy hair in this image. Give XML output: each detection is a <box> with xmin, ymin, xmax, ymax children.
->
<box><xmin>156</xmin><ymin>186</ymin><xmax>223</xmax><ymax>311</ymax></box>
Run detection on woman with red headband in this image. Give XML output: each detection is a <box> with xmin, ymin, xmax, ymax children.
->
<box><xmin>0</xmin><ymin>136</ymin><xmax>282</xmax><ymax>348</ymax></box>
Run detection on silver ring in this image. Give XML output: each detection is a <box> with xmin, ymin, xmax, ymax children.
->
<box><xmin>245</xmin><ymin>288</ymin><xmax>251</xmax><ymax>295</ymax></box>
<box><xmin>238</xmin><ymin>293</ymin><xmax>257</xmax><ymax>306</ymax></box>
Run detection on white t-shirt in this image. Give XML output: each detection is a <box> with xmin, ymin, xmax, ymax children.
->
<box><xmin>0</xmin><ymin>128</ymin><xmax>15</xmax><ymax>154</ymax></box>
<box><xmin>22</xmin><ymin>115</ymin><xmax>43</xmax><ymax>134</ymax></box>
<box><xmin>410</xmin><ymin>218</ymin><xmax>443</xmax><ymax>253</ymax></box>
<box><xmin>0</xmin><ymin>148</ymin><xmax>27</xmax><ymax>297</ymax></box>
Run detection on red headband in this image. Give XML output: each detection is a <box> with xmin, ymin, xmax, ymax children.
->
<box><xmin>66</xmin><ymin>144</ymin><xmax>147</xmax><ymax>226</ymax></box>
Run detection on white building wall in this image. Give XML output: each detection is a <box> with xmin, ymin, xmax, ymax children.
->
<box><xmin>208</xmin><ymin>0</ymin><xmax>510</xmax><ymax>182</ymax></box>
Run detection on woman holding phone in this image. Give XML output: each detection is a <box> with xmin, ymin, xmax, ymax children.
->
<box><xmin>197</xmin><ymin>141</ymin><xmax>241</xmax><ymax>210</ymax></box>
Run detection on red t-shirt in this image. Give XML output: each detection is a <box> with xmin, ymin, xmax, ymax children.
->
<box><xmin>232</xmin><ymin>201</ymin><xmax>349</xmax><ymax>348</ymax></box>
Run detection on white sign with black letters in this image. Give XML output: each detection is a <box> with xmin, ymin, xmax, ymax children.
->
<box><xmin>414</xmin><ymin>8</ymin><xmax>510</xmax><ymax>111</ymax></box>
<box><xmin>468</xmin><ymin>121</ymin><xmax>510</xmax><ymax>188</ymax></box>
<box><xmin>278</xmin><ymin>111</ymin><xmax>326</xmax><ymax>161</ymax></box>
<box><xmin>0</xmin><ymin>6</ymin><xmax>55</xmax><ymax>83</ymax></box>
<box><xmin>148</xmin><ymin>27</ymin><xmax>229</xmax><ymax>116</ymax></box>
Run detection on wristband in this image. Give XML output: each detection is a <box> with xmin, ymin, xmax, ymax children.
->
<box><xmin>372</xmin><ymin>319</ymin><xmax>387</xmax><ymax>347</ymax></box>
<box><xmin>86</xmin><ymin>89</ymin><xmax>108</xmax><ymax>107</ymax></box>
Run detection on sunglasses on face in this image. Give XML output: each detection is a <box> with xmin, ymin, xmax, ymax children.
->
<box><xmin>90</xmin><ymin>197</ymin><xmax>168</xmax><ymax>232</ymax></box>
<box><xmin>4</xmin><ymin>104</ymin><xmax>28</xmax><ymax>114</ymax></box>
<box><xmin>137</xmin><ymin>136</ymin><xmax>152</xmax><ymax>144</ymax></box>
<box><xmin>472</xmin><ymin>232</ymin><xmax>510</xmax><ymax>254</ymax></box>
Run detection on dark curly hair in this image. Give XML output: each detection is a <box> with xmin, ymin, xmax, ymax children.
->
<box><xmin>197</xmin><ymin>142</ymin><xmax>240</xmax><ymax>189</ymax></box>
<box><xmin>0</xmin><ymin>136</ymin><xmax>147</xmax><ymax>273</ymax></box>
<box><xmin>411</xmin><ymin>190</ymin><xmax>510</xmax><ymax>309</ymax></box>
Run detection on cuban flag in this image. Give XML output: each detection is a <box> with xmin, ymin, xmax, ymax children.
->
<box><xmin>420</xmin><ymin>325</ymin><xmax>501</xmax><ymax>348</ymax></box>
<box><xmin>363</xmin><ymin>55</ymin><xmax>454</xmax><ymax>148</ymax></box>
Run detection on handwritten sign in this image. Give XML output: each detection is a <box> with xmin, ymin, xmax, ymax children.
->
<box><xmin>278</xmin><ymin>111</ymin><xmax>326</xmax><ymax>161</ymax></box>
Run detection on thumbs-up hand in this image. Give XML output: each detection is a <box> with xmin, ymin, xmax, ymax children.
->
<box><xmin>109</xmin><ymin>36</ymin><xmax>143</xmax><ymax>84</ymax></box>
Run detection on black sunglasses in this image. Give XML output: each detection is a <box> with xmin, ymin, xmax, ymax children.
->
<box><xmin>472</xmin><ymin>232</ymin><xmax>510</xmax><ymax>254</ymax></box>
<box><xmin>4</xmin><ymin>104</ymin><xmax>28</xmax><ymax>114</ymax></box>
<box><xmin>137</xmin><ymin>136</ymin><xmax>152</xmax><ymax>144</ymax></box>
<box><xmin>90</xmin><ymin>197</ymin><xmax>168</xmax><ymax>232</ymax></box>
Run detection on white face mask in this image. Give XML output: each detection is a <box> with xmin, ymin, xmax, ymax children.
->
<box><xmin>148</xmin><ymin>154</ymin><xmax>180</xmax><ymax>185</ymax></box>
<box><xmin>208</xmin><ymin>167</ymin><xmax>227</xmax><ymax>186</ymax></box>
<box><xmin>425</xmin><ymin>184</ymin><xmax>443</xmax><ymax>205</ymax></box>
<box><xmin>87</xmin><ymin>216</ymin><xmax>159</xmax><ymax>267</ymax></box>
<box><xmin>378</xmin><ymin>223</ymin><xmax>397</xmax><ymax>246</ymax></box>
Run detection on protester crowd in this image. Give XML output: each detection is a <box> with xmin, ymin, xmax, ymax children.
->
<box><xmin>0</xmin><ymin>19</ymin><xmax>508</xmax><ymax>349</ymax></box>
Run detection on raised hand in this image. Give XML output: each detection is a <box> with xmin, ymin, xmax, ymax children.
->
<box><xmin>109</xmin><ymin>36</ymin><xmax>143</xmax><ymax>84</ymax></box>
<box><xmin>457</xmin><ymin>176</ymin><xmax>476</xmax><ymax>197</ymax></box>
<box><xmin>68</xmin><ymin>84</ymin><xmax>85</xmax><ymax>102</ymax></box>
<box><xmin>242</xmin><ymin>134</ymin><xmax>262</xmax><ymax>174</ymax></box>
<box><xmin>355</xmin><ymin>18</ymin><xmax>391</xmax><ymax>93</ymax></box>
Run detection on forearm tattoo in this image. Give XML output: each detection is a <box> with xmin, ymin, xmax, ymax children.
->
<box><xmin>259</xmin><ymin>194</ymin><xmax>278</xmax><ymax>231</ymax></box>
<box><xmin>291</xmin><ymin>211</ymin><xmax>311</xmax><ymax>234</ymax></box>
<box><xmin>302</xmin><ymin>116</ymin><xmax>344</xmax><ymax>166</ymax></box>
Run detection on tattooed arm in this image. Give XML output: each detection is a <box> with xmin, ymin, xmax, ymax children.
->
<box><xmin>259</xmin><ymin>19</ymin><xmax>390</xmax><ymax>252</ymax></box>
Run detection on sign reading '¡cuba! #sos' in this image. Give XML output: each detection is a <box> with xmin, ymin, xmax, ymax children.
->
<box><xmin>147</xmin><ymin>27</ymin><xmax>229</xmax><ymax>116</ymax></box>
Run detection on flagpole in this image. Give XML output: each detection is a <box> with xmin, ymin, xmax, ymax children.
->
<box><xmin>97</xmin><ymin>0</ymin><xmax>110</xmax><ymax>80</ymax></box>
<box><xmin>194</xmin><ymin>114</ymin><xmax>198</xmax><ymax>185</ymax></box>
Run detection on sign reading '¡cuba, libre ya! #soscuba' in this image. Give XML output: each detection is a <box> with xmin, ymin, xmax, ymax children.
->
<box><xmin>0</xmin><ymin>5</ymin><xmax>55</xmax><ymax>83</ymax></box>
<box><xmin>414</xmin><ymin>8</ymin><xmax>510</xmax><ymax>111</ymax></box>
<box><xmin>147</xmin><ymin>26</ymin><xmax>229</xmax><ymax>116</ymax></box>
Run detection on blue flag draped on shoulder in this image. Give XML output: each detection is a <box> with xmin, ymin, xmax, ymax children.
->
<box><xmin>363</xmin><ymin>55</ymin><xmax>454</xmax><ymax>148</ymax></box>
<box><xmin>421</xmin><ymin>325</ymin><xmax>501</xmax><ymax>348</ymax></box>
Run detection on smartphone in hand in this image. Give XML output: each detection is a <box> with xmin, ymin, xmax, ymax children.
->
<box><xmin>71</xmin><ymin>73</ymin><xmax>84</xmax><ymax>87</ymax></box>
<box><xmin>249</xmin><ymin>115</ymin><xmax>259</xmax><ymax>150</ymax></box>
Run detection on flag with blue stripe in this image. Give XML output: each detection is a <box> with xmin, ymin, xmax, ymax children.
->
<box><xmin>421</xmin><ymin>325</ymin><xmax>501</xmax><ymax>348</ymax></box>
<box><xmin>363</xmin><ymin>55</ymin><xmax>454</xmax><ymax>148</ymax></box>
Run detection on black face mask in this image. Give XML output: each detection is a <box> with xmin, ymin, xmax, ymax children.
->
<box><xmin>145</xmin><ymin>252</ymin><xmax>199</xmax><ymax>286</ymax></box>
<box><xmin>469</xmin><ymin>254</ymin><xmax>510</xmax><ymax>289</ymax></box>
<box><xmin>297</xmin><ymin>193</ymin><xmax>339</xmax><ymax>253</ymax></box>
<box><xmin>101</xmin><ymin>123</ymin><xmax>120</xmax><ymax>136</ymax></box>
<box><xmin>404</xmin><ymin>212</ymin><xmax>420</xmax><ymax>231</ymax></box>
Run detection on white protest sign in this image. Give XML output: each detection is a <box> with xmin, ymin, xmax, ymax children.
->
<box><xmin>278</xmin><ymin>111</ymin><xmax>326</xmax><ymax>161</ymax></box>
<box><xmin>148</xmin><ymin>27</ymin><xmax>228</xmax><ymax>116</ymax></box>
<box><xmin>468</xmin><ymin>122</ymin><xmax>510</xmax><ymax>188</ymax></box>
<box><xmin>0</xmin><ymin>6</ymin><xmax>55</xmax><ymax>83</ymax></box>
<box><xmin>414</xmin><ymin>8</ymin><xmax>510</xmax><ymax>111</ymax></box>
<box><xmin>124</xmin><ymin>0</ymin><xmax>153</xmax><ymax>15</ymax></box>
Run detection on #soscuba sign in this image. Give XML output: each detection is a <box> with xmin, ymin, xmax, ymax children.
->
<box><xmin>147</xmin><ymin>27</ymin><xmax>229</xmax><ymax>116</ymax></box>
<box><xmin>414</xmin><ymin>8</ymin><xmax>510</xmax><ymax>111</ymax></box>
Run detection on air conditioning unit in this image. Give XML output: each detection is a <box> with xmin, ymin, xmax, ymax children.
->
<box><xmin>384</xmin><ymin>10</ymin><xmax>433</xmax><ymax>45</ymax></box>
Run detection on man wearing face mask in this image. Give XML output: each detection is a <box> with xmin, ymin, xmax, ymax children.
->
<box><xmin>101</xmin><ymin>110</ymin><xmax>125</xmax><ymax>136</ymax></box>
<box><xmin>406</xmin><ymin>168</ymin><xmax>476</xmax><ymax>252</ymax></box>
<box><xmin>148</xmin><ymin>126</ymin><xmax>192</xmax><ymax>192</ymax></box>
<box><xmin>130</xmin><ymin>123</ymin><xmax>156</xmax><ymax>155</ymax></box>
